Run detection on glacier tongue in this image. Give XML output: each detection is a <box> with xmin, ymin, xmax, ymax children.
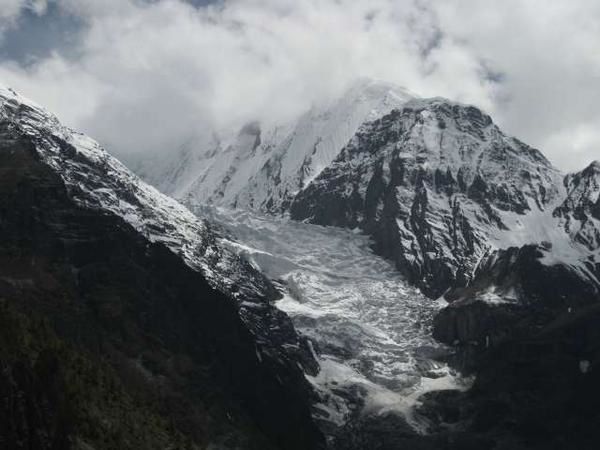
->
<box><xmin>197</xmin><ymin>205</ymin><xmax>468</xmax><ymax>429</ymax></box>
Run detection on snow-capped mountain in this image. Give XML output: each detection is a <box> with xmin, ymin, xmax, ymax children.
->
<box><xmin>132</xmin><ymin>79</ymin><xmax>415</xmax><ymax>212</ymax></box>
<box><xmin>0</xmin><ymin>84</ymin><xmax>324</xmax><ymax>449</ymax></box>
<box><xmin>130</xmin><ymin>78</ymin><xmax>598</xmax><ymax>301</ymax></box>
<box><xmin>290</xmin><ymin>98</ymin><xmax>568</xmax><ymax>297</ymax></box>
<box><xmin>3</xmin><ymin>77</ymin><xmax>598</xmax><ymax>449</ymax></box>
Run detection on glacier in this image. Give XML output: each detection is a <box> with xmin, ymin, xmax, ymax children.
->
<box><xmin>198</xmin><ymin>205</ymin><xmax>469</xmax><ymax>430</ymax></box>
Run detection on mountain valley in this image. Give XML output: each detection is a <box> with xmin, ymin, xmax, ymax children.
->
<box><xmin>1</xmin><ymin>79</ymin><xmax>599</xmax><ymax>449</ymax></box>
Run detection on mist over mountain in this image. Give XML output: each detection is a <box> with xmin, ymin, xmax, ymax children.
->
<box><xmin>1</xmin><ymin>2</ymin><xmax>599</xmax><ymax>449</ymax></box>
<box><xmin>2</xmin><ymin>73</ymin><xmax>599</xmax><ymax>448</ymax></box>
<box><xmin>125</xmin><ymin>76</ymin><xmax>600</xmax><ymax>448</ymax></box>
<box><xmin>0</xmin><ymin>1</ymin><xmax>599</xmax><ymax>171</ymax></box>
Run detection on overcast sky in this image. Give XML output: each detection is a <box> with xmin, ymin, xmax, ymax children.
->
<box><xmin>0</xmin><ymin>0</ymin><xmax>598</xmax><ymax>172</ymax></box>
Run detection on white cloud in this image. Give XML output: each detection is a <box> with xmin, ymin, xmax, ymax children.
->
<box><xmin>429</xmin><ymin>0</ymin><xmax>600</xmax><ymax>171</ymax></box>
<box><xmin>0</xmin><ymin>0</ymin><xmax>598</xmax><ymax>172</ymax></box>
<box><xmin>0</xmin><ymin>0</ymin><xmax>47</xmax><ymax>23</ymax></box>
<box><xmin>0</xmin><ymin>0</ymin><xmax>25</xmax><ymax>22</ymax></box>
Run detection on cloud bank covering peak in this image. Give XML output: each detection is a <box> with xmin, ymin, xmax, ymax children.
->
<box><xmin>0</xmin><ymin>0</ymin><xmax>598</xmax><ymax>172</ymax></box>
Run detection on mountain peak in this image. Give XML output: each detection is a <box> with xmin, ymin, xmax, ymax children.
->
<box><xmin>585</xmin><ymin>159</ymin><xmax>600</xmax><ymax>173</ymax></box>
<box><xmin>0</xmin><ymin>84</ymin><xmax>57</xmax><ymax>131</ymax></box>
<box><xmin>149</xmin><ymin>77</ymin><xmax>417</xmax><ymax>212</ymax></box>
<box><xmin>290</xmin><ymin>99</ymin><xmax>564</xmax><ymax>296</ymax></box>
<box><xmin>555</xmin><ymin>159</ymin><xmax>600</xmax><ymax>251</ymax></box>
<box><xmin>566</xmin><ymin>159</ymin><xmax>600</xmax><ymax>185</ymax></box>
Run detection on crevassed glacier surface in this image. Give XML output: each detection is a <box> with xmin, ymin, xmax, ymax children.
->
<box><xmin>199</xmin><ymin>205</ymin><xmax>468</xmax><ymax>429</ymax></box>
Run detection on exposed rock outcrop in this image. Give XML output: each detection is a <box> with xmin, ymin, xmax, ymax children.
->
<box><xmin>428</xmin><ymin>242</ymin><xmax>600</xmax><ymax>449</ymax></box>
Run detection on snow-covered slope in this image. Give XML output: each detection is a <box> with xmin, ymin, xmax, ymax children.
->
<box><xmin>132</xmin><ymin>79</ymin><xmax>415</xmax><ymax>212</ymax></box>
<box><xmin>0</xmin><ymin>83</ymin><xmax>318</xmax><ymax>380</ymax></box>
<box><xmin>129</xmin><ymin>130</ymin><xmax>224</xmax><ymax>199</ymax></box>
<box><xmin>0</xmin><ymin>84</ymin><xmax>258</xmax><ymax>299</ymax></box>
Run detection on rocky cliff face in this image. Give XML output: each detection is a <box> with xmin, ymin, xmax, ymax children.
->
<box><xmin>290</xmin><ymin>99</ymin><xmax>564</xmax><ymax>297</ymax></box>
<box><xmin>555</xmin><ymin>160</ymin><xmax>600</xmax><ymax>251</ymax></box>
<box><xmin>0</xmin><ymin>86</ymin><xmax>324</xmax><ymax>449</ymax></box>
<box><xmin>427</xmin><ymin>241</ymin><xmax>600</xmax><ymax>449</ymax></box>
<box><xmin>426</xmin><ymin>161</ymin><xmax>600</xmax><ymax>448</ymax></box>
<box><xmin>434</xmin><ymin>243</ymin><xmax>599</xmax><ymax>354</ymax></box>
